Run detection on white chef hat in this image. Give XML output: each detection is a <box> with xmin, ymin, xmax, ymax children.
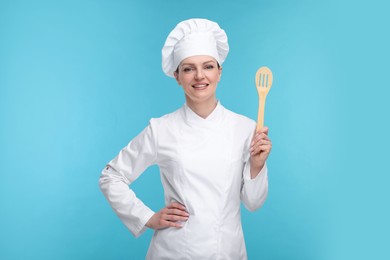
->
<box><xmin>162</xmin><ymin>18</ymin><xmax>229</xmax><ymax>78</ymax></box>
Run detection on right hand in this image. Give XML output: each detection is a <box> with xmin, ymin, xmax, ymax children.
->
<box><xmin>146</xmin><ymin>202</ymin><xmax>189</xmax><ymax>230</ymax></box>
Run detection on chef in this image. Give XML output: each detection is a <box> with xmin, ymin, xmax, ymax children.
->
<box><xmin>99</xmin><ymin>18</ymin><xmax>272</xmax><ymax>259</ymax></box>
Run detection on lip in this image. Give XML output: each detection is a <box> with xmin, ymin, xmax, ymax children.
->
<box><xmin>192</xmin><ymin>83</ymin><xmax>209</xmax><ymax>89</ymax></box>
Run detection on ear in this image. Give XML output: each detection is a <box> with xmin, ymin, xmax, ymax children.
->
<box><xmin>218</xmin><ymin>66</ymin><xmax>222</xmax><ymax>82</ymax></box>
<box><xmin>174</xmin><ymin>71</ymin><xmax>181</xmax><ymax>85</ymax></box>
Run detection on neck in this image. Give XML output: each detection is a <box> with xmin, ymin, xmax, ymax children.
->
<box><xmin>185</xmin><ymin>97</ymin><xmax>218</xmax><ymax>119</ymax></box>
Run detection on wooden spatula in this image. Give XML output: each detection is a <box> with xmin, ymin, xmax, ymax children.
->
<box><xmin>255</xmin><ymin>66</ymin><xmax>273</xmax><ymax>131</ymax></box>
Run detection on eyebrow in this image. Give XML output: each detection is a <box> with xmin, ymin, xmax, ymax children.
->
<box><xmin>180</xmin><ymin>60</ymin><xmax>216</xmax><ymax>66</ymax></box>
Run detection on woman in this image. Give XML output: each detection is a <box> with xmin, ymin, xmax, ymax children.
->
<box><xmin>99</xmin><ymin>18</ymin><xmax>272</xmax><ymax>259</ymax></box>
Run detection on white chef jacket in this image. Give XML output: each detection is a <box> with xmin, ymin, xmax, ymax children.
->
<box><xmin>99</xmin><ymin>101</ymin><xmax>268</xmax><ymax>260</ymax></box>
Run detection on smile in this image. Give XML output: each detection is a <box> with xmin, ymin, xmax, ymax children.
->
<box><xmin>192</xmin><ymin>84</ymin><xmax>209</xmax><ymax>89</ymax></box>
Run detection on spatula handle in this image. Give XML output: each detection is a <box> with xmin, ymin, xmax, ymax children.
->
<box><xmin>257</xmin><ymin>94</ymin><xmax>266</xmax><ymax>131</ymax></box>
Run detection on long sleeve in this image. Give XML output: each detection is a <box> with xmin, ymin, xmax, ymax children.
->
<box><xmin>240</xmin><ymin>161</ymin><xmax>269</xmax><ymax>212</ymax></box>
<box><xmin>99</xmin><ymin>121</ymin><xmax>157</xmax><ymax>237</ymax></box>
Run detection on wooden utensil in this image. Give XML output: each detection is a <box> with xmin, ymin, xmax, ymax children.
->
<box><xmin>255</xmin><ymin>66</ymin><xmax>273</xmax><ymax>131</ymax></box>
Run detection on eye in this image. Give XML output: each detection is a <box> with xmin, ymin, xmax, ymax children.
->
<box><xmin>183</xmin><ymin>67</ymin><xmax>194</xmax><ymax>73</ymax></box>
<box><xmin>204</xmin><ymin>64</ymin><xmax>214</xmax><ymax>70</ymax></box>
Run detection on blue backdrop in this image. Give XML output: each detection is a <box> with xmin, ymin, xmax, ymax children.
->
<box><xmin>1</xmin><ymin>0</ymin><xmax>389</xmax><ymax>259</ymax></box>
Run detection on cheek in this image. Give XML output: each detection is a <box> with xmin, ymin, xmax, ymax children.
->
<box><xmin>176</xmin><ymin>75</ymin><xmax>187</xmax><ymax>86</ymax></box>
<box><xmin>182</xmin><ymin>76</ymin><xmax>193</xmax><ymax>86</ymax></box>
<box><xmin>213</xmin><ymin>73</ymin><xmax>221</xmax><ymax>83</ymax></box>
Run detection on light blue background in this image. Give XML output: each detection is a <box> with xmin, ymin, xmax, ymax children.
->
<box><xmin>1</xmin><ymin>0</ymin><xmax>389</xmax><ymax>259</ymax></box>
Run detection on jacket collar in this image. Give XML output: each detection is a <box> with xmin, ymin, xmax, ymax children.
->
<box><xmin>182</xmin><ymin>101</ymin><xmax>224</xmax><ymax>128</ymax></box>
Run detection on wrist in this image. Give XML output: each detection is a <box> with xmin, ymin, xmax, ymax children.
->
<box><xmin>145</xmin><ymin>214</ymin><xmax>156</xmax><ymax>229</ymax></box>
<box><xmin>250</xmin><ymin>163</ymin><xmax>264</xmax><ymax>179</ymax></box>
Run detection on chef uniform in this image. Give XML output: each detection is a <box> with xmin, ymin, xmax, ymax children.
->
<box><xmin>99</xmin><ymin>19</ymin><xmax>269</xmax><ymax>260</ymax></box>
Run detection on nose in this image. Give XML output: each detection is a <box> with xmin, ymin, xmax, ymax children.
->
<box><xmin>195</xmin><ymin>68</ymin><xmax>205</xmax><ymax>80</ymax></box>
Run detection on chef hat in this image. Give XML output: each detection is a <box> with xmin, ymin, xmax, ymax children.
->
<box><xmin>162</xmin><ymin>18</ymin><xmax>229</xmax><ymax>78</ymax></box>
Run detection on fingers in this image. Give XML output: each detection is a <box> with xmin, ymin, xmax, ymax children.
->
<box><xmin>250</xmin><ymin>144</ymin><xmax>271</xmax><ymax>156</ymax></box>
<box><xmin>160</xmin><ymin>219</ymin><xmax>183</xmax><ymax>228</ymax></box>
<box><xmin>251</xmin><ymin>138</ymin><xmax>271</xmax><ymax>147</ymax></box>
<box><xmin>155</xmin><ymin>216</ymin><xmax>184</xmax><ymax>229</ymax></box>
<box><xmin>250</xmin><ymin>141</ymin><xmax>271</xmax><ymax>152</ymax></box>
<box><xmin>163</xmin><ymin>212</ymin><xmax>189</xmax><ymax>222</ymax></box>
<box><xmin>254</xmin><ymin>126</ymin><xmax>268</xmax><ymax>135</ymax></box>
<box><xmin>167</xmin><ymin>202</ymin><xmax>187</xmax><ymax>211</ymax></box>
<box><xmin>250</xmin><ymin>127</ymin><xmax>272</xmax><ymax>156</ymax></box>
<box><xmin>162</xmin><ymin>207</ymin><xmax>189</xmax><ymax>218</ymax></box>
<box><xmin>165</xmin><ymin>208</ymin><xmax>190</xmax><ymax>217</ymax></box>
<box><xmin>252</xmin><ymin>127</ymin><xmax>269</xmax><ymax>142</ymax></box>
<box><xmin>250</xmin><ymin>142</ymin><xmax>271</xmax><ymax>155</ymax></box>
<box><xmin>158</xmin><ymin>202</ymin><xmax>189</xmax><ymax>229</ymax></box>
<box><xmin>167</xmin><ymin>202</ymin><xmax>189</xmax><ymax>216</ymax></box>
<box><xmin>147</xmin><ymin>202</ymin><xmax>190</xmax><ymax>230</ymax></box>
<box><xmin>251</xmin><ymin>134</ymin><xmax>270</xmax><ymax>144</ymax></box>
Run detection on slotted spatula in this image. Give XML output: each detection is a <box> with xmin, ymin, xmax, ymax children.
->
<box><xmin>255</xmin><ymin>66</ymin><xmax>273</xmax><ymax>131</ymax></box>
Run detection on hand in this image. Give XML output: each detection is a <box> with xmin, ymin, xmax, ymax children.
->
<box><xmin>249</xmin><ymin>126</ymin><xmax>272</xmax><ymax>178</ymax></box>
<box><xmin>146</xmin><ymin>202</ymin><xmax>189</xmax><ymax>230</ymax></box>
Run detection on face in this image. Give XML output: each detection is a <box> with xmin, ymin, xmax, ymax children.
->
<box><xmin>174</xmin><ymin>55</ymin><xmax>222</xmax><ymax>106</ymax></box>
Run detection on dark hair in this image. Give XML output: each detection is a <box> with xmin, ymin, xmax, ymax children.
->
<box><xmin>175</xmin><ymin>62</ymin><xmax>221</xmax><ymax>74</ymax></box>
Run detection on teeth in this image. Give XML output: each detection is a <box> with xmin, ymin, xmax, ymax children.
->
<box><xmin>193</xmin><ymin>84</ymin><xmax>208</xmax><ymax>88</ymax></box>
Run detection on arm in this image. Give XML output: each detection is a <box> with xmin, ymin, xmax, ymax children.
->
<box><xmin>241</xmin><ymin>162</ymin><xmax>268</xmax><ymax>212</ymax></box>
<box><xmin>99</xmin><ymin>122</ymin><xmax>157</xmax><ymax>238</ymax></box>
<box><xmin>241</xmin><ymin>126</ymin><xmax>272</xmax><ymax>211</ymax></box>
